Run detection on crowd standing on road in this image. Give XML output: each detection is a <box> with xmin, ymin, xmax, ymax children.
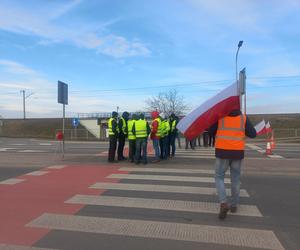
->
<box><xmin>107</xmin><ymin>108</ymin><xmax>257</xmax><ymax>220</ymax></box>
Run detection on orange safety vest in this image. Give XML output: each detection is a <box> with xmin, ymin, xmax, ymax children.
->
<box><xmin>215</xmin><ymin>115</ymin><xmax>246</xmax><ymax>150</ymax></box>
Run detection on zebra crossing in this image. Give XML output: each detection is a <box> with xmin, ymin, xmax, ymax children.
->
<box><xmin>23</xmin><ymin>165</ymin><xmax>285</xmax><ymax>250</ymax></box>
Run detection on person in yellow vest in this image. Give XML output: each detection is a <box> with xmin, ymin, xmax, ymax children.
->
<box><xmin>127</xmin><ymin>113</ymin><xmax>138</xmax><ymax>163</ymax></box>
<box><xmin>132</xmin><ymin>113</ymin><xmax>151</xmax><ymax>164</ymax></box>
<box><xmin>210</xmin><ymin>109</ymin><xmax>256</xmax><ymax>219</ymax></box>
<box><xmin>117</xmin><ymin>111</ymin><xmax>129</xmax><ymax>161</ymax></box>
<box><xmin>107</xmin><ymin>111</ymin><xmax>119</xmax><ymax>163</ymax></box>
<box><xmin>168</xmin><ymin>113</ymin><xmax>178</xmax><ymax>158</ymax></box>
<box><xmin>159</xmin><ymin>113</ymin><xmax>170</xmax><ymax>159</ymax></box>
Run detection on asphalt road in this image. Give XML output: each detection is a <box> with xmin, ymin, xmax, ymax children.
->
<box><xmin>0</xmin><ymin>137</ymin><xmax>299</xmax><ymax>250</ymax></box>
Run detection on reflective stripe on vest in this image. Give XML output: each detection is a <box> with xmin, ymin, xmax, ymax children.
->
<box><xmin>108</xmin><ymin>117</ymin><xmax>117</xmax><ymax>136</ymax></box>
<box><xmin>215</xmin><ymin>115</ymin><xmax>246</xmax><ymax>150</ymax></box>
<box><xmin>127</xmin><ymin>120</ymin><xmax>136</xmax><ymax>140</ymax></box>
<box><xmin>135</xmin><ymin>119</ymin><xmax>147</xmax><ymax>138</ymax></box>
<box><xmin>120</xmin><ymin>117</ymin><xmax>127</xmax><ymax>135</ymax></box>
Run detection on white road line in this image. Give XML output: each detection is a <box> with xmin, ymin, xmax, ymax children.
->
<box><xmin>0</xmin><ymin>244</ymin><xmax>58</xmax><ymax>250</ymax></box>
<box><xmin>9</xmin><ymin>144</ymin><xmax>27</xmax><ymax>146</ymax></box>
<box><xmin>108</xmin><ymin>173</ymin><xmax>230</xmax><ymax>183</ymax></box>
<box><xmin>246</xmin><ymin>143</ymin><xmax>285</xmax><ymax>159</ymax></box>
<box><xmin>119</xmin><ymin>167</ymin><xmax>216</xmax><ymax>175</ymax></box>
<box><xmin>18</xmin><ymin>150</ymin><xmax>47</xmax><ymax>153</ymax></box>
<box><xmin>39</xmin><ymin>143</ymin><xmax>53</xmax><ymax>146</ymax></box>
<box><xmin>268</xmin><ymin>155</ymin><xmax>284</xmax><ymax>159</ymax></box>
<box><xmin>66</xmin><ymin>195</ymin><xmax>261</xmax><ymax>217</ymax></box>
<box><xmin>0</xmin><ymin>178</ymin><xmax>25</xmax><ymax>185</ymax></box>
<box><xmin>175</xmin><ymin>155</ymin><xmax>215</xmax><ymax>159</ymax></box>
<box><xmin>25</xmin><ymin>171</ymin><xmax>49</xmax><ymax>176</ymax></box>
<box><xmin>47</xmin><ymin>165</ymin><xmax>67</xmax><ymax>169</ymax></box>
<box><xmin>90</xmin><ymin>182</ymin><xmax>250</xmax><ymax>197</ymax></box>
<box><xmin>27</xmin><ymin>213</ymin><xmax>283</xmax><ymax>249</ymax></box>
<box><xmin>175</xmin><ymin>152</ymin><xmax>215</xmax><ymax>156</ymax></box>
<box><xmin>0</xmin><ymin>148</ymin><xmax>16</xmax><ymax>152</ymax></box>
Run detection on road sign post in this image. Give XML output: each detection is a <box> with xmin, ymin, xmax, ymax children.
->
<box><xmin>58</xmin><ymin>81</ymin><xmax>68</xmax><ymax>158</ymax></box>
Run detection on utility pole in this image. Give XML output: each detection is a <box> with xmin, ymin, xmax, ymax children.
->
<box><xmin>20</xmin><ymin>90</ymin><xmax>34</xmax><ymax>120</ymax></box>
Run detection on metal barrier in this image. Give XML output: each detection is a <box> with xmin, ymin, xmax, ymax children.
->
<box><xmin>55</xmin><ymin>128</ymin><xmax>108</xmax><ymax>141</ymax></box>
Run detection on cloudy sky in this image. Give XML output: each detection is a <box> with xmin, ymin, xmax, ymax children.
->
<box><xmin>0</xmin><ymin>0</ymin><xmax>300</xmax><ymax>118</ymax></box>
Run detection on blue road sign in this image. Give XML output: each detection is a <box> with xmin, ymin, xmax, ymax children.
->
<box><xmin>58</xmin><ymin>81</ymin><xmax>68</xmax><ymax>105</ymax></box>
<box><xmin>72</xmin><ymin>118</ymin><xmax>80</xmax><ymax>128</ymax></box>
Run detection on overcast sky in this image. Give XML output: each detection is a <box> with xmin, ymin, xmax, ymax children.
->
<box><xmin>0</xmin><ymin>0</ymin><xmax>300</xmax><ymax>118</ymax></box>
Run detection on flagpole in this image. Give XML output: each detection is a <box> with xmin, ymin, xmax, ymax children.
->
<box><xmin>235</xmin><ymin>41</ymin><xmax>243</xmax><ymax>113</ymax></box>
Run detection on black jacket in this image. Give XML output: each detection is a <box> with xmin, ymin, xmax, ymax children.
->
<box><xmin>210</xmin><ymin>110</ymin><xmax>256</xmax><ymax>159</ymax></box>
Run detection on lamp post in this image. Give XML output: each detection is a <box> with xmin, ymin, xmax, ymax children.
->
<box><xmin>235</xmin><ymin>40</ymin><xmax>243</xmax><ymax>81</ymax></box>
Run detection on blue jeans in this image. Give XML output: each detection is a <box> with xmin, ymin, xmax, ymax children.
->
<box><xmin>135</xmin><ymin>138</ymin><xmax>147</xmax><ymax>163</ymax></box>
<box><xmin>215</xmin><ymin>158</ymin><xmax>242</xmax><ymax>206</ymax></box>
<box><xmin>152</xmin><ymin>139</ymin><xmax>160</xmax><ymax>160</ymax></box>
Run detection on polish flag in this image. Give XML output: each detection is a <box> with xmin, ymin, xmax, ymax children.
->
<box><xmin>177</xmin><ymin>81</ymin><xmax>240</xmax><ymax>140</ymax></box>
<box><xmin>255</xmin><ymin>120</ymin><xmax>266</xmax><ymax>135</ymax></box>
<box><xmin>265</xmin><ymin>121</ymin><xmax>272</xmax><ymax>133</ymax></box>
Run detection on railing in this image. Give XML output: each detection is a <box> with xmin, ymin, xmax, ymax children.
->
<box><xmin>55</xmin><ymin>128</ymin><xmax>108</xmax><ymax>141</ymax></box>
<box><xmin>77</xmin><ymin>112</ymin><xmax>153</xmax><ymax>119</ymax></box>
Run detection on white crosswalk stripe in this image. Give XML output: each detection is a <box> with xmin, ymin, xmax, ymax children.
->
<box><xmin>66</xmin><ymin>194</ymin><xmax>262</xmax><ymax>217</ymax></box>
<box><xmin>0</xmin><ymin>178</ymin><xmax>25</xmax><ymax>185</ymax></box>
<box><xmin>27</xmin><ymin>213</ymin><xmax>284</xmax><ymax>250</ymax></box>
<box><xmin>108</xmin><ymin>173</ymin><xmax>231</xmax><ymax>183</ymax></box>
<box><xmin>119</xmin><ymin>167</ymin><xmax>216</xmax><ymax>175</ymax></box>
<box><xmin>90</xmin><ymin>182</ymin><xmax>250</xmax><ymax>197</ymax></box>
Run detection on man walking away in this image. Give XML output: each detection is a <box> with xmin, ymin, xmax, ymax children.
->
<box><xmin>117</xmin><ymin>111</ymin><xmax>129</xmax><ymax>161</ymax></box>
<box><xmin>211</xmin><ymin>109</ymin><xmax>256</xmax><ymax>219</ymax></box>
<box><xmin>150</xmin><ymin>111</ymin><xmax>161</xmax><ymax>163</ymax></box>
<box><xmin>107</xmin><ymin>111</ymin><xmax>119</xmax><ymax>163</ymax></box>
<box><xmin>169</xmin><ymin>113</ymin><xmax>178</xmax><ymax>157</ymax></box>
<box><xmin>127</xmin><ymin>113</ymin><xmax>137</xmax><ymax>163</ymax></box>
<box><xmin>132</xmin><ymin>113</ymin><xmax>151</xmax><ymax>164</ymax></box>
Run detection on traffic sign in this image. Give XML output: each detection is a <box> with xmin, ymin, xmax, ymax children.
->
<box><xmin>72</xmin><ymin>118</ymin><xmax>80</xmax><ymax>128</ymax></box>
<box><xmin>58</xmin><ymin>81</ymin><xmax>68</xmax><ymax>105</ymax></box>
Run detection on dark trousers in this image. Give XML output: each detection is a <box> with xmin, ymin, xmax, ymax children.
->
<box><xmin>203</xmin><ymin>131</ymin><xmax>209</xmax><ymax>147</ymax></box>
<box><xmin>185</xmin><ymin>138</ymin><xmax>196</xmax><ymax>149</ymax></box>
<box><xmin>209</xmin><ymin>134</ymin><xmax>215</xmax><ymax>147</ymax></box>
<box><xmin>108</xmin><ymin>136</ymin><xmax>117</xmax><ymax>161</ymax></box>
<box><xmin>169</xmin><ymin>134</ymin><xmax>176</xmax><ymax>156</ymax></box>
<box><xmin>117</xmin><ymin>134</ymin><xmax>126</xmax><ymax>159</ymax></box>
<box><xmin>128</xmin><ymin>139</ymin><xmax>136</xmax><ymax>162</ymax></box>
<box><xmin>135</xmin><ymin>138</ymin><xmax>147</xmax><ymax>164</ymax></box>
<box><xmin>159</xmin><ymin>137</ymin><xmax>165</xmax><ymax>159</ymax></box>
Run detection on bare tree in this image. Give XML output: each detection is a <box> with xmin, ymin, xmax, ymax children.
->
<box><xmin>145</xmin><ymin>89</ymin><xmax>189</xmax><ymax>116</ymax></box>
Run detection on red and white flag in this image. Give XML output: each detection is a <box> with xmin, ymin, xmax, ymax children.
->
<box><xmin>177</xmin><ymin>81</ymin><xmax>240</xmax><ymax>140</ymax></box>
<box><xmin>265</xmin><ymin>121</ymin><xmax>272</xmax><ymax>133</ymax></box>
<box><xmin>255</xmin><ymin>120</ymin><xmax>266</xmax><ymax>135</ymax></box>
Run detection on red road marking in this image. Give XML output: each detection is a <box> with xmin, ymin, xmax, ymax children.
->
<box><xmin>0</xmin><ymin>165</ymin><xmax>127</xmax><ymax>246</ymax></box>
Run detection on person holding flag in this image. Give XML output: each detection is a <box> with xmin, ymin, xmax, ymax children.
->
<box><xmin>177</xmin><ymin>80</ymin><xmax>256</xmax><ymax>219</ymax></box>
<box><xmin>210</xmin><ymin>109</ymin><xmax>256</xmax><ymax>219</ymax></box>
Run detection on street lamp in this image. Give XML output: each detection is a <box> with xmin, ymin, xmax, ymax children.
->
<box><xmin>235</xmin><ymin>40</ymin><xmax>243</xmax><ymax>81</ymax></box>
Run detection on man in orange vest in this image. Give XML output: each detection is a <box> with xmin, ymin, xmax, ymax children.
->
<box><xmin>211</xmin><ymin>109</ymin><xmax>256</xmax><ymax>219</ymax></box>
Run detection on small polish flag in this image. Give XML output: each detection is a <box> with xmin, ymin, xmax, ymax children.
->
<box><xmin>255</xmin><ymin>120</ymin><xmax>266</xmax><ymax>135</ymax></box>
<box><xmin>265</xmin><ymin>121</ymin><xmax>272</xmax><ymax>133</ymax></box>
<box><xmin>177</xmin><ymin>81</ymin><xmax>240</xmax><ymax>140</ymax></box>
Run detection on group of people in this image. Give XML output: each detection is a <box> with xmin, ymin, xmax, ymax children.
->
<box><xmin>107</xmin><ymin>108</ymin><xmax>257</xmax><ymax>220</ymax></box>
<box><xmin>107</xmin><ymin>111</ymin><xmax>179</xmax><ymax>164</ymax></box>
